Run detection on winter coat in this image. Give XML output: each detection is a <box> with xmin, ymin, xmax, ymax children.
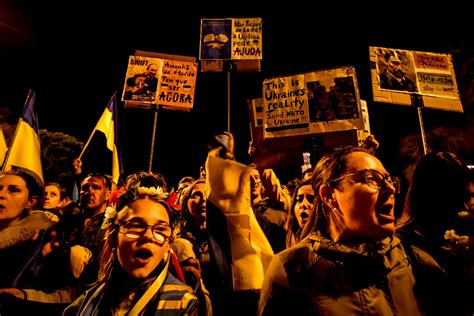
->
<box><xmin>258</xmin><ymin>233</ymin><xmax>451</xmax><ymax>315</ymax></box>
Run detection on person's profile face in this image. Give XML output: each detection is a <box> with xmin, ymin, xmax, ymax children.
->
<box><xmin>0</xmin><ymin>174</ymin><xmax>32</xmax><ymax>228</ymax></box>
<box><xmin>187</xmin><ymin>182</ymin><xmax>207</xmax><ymax>230</ymax></box>
<box><xmin>250</xmin><ymin>169</ymin><xmax>262</xmax><ymax>200</ymax></box>
<box><xmin>329</xmin><ymin>152</ymin><xmax>397</xmax><ymax>241</ymax></box>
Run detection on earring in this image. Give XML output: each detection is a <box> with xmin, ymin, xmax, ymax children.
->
<box><xmin>333</xmin><ymin>207</ymin><xmax>345</xmax><ymax>217</ymax></box>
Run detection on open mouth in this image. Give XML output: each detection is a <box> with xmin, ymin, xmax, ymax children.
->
<box><xmin>376</xmin><ymin>205</ymin><xmax>394</xmax><ymax>223</ymax></box>
<box><xmin>376</xmin><ymin>205</ymin><xmax>392</xmax><ymax>216</ymax></box>
<box><xmin>299</xmin><ymin>211</ymin><xmax>310</xmax><ymax>225</ymax></box>
<box><xmin>300</xmin><ymin>211</ymin><xmax>309</xmax><ymax>219</ymax></box>
<box><xmin>134</xmin><ymin>249</ymin><xmax>153</xmax><ymax>263</ymax></box>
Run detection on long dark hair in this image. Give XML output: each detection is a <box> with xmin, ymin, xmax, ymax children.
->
<box><xmin>179</xmin><ymin>179</ymin><xmax>206</xmax><ymax>237</ymax></box>
<box><xmin>286</xmin><ymin>180</ymin><xmax>312</xmax><ymax>248</ymax></box>
<box><xmin>300</xmin><ymin>146</ymin><xmax>371</xmax><ymax>240</ymax></box>
<box><xmin>397</xmin><ymin>151</ymin><xmax>471</xmax><ymax>242</ymax></box>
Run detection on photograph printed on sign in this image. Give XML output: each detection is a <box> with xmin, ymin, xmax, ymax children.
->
<box><xmin>200</xmin><ymin>19</ymin><xmax>232</xmax><ymax>60</ymax></box>
<box><xmin>306</xmin><ymin>76</ymin><xmax>359</xmax><ymax>122</ymax></box>
<box><xmin>376</xmin><ymin>48</ymin><xmax>418</xmax><ymax>93</ymax></box>
<box><xmin>122</xmin><ymin>56</ymin><xmax>163</xmax><ymax>103</ymax></box>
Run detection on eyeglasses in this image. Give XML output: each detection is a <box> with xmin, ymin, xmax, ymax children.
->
<box><xmin>120</xmin><ymin>220</ymin><xmax>172</xmax><ymax>245</ymax></box>
<box><xmin>329</xmin><ymin>169</ymin><xmax>400</xmax><ymax>193</ymax></box>
<box><xmin>295</xmin><ymin>193</ymin><xmax>316</xmax><ymax>204</ymax></box>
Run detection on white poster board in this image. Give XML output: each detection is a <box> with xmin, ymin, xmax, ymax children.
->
<box><xmin>263</xmin><ymin>66</ymin><xmax>364</xmax><ymax>139</ymax></box>
<box><xmin>122</xmin><ymin>52</ymin><xmax>198</xmax><ymax>112</ymax></box>
<box><xmin>370</xmin><ymin>46</ymin><xmax>463</xmax><ymax>112</ymax></box>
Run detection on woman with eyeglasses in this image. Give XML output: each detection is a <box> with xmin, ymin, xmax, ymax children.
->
<box><xmin>258</xmin><ymin>146</ymin><xmax>452</xmax><ymax>315</ymax></box>
<box><xmin>63</xmin><ymin>173</ymin><xmax>198</xmax><ymax>316</ymax></box>
<box><xmin>285</xmin><ymin>181</ymin><xmax>315</xmax><ymax>248</ymax></box>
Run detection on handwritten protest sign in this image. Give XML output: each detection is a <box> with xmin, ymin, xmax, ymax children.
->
<box><xmin>200</xmin><ymin>17</ymin><xmax>262</xmax><ymax>72</ymax></box>
<box><xmin>263</xmin><ymin>75</ymin><xmax>309</xmax><ymax>136</ymax></box>
<box><xmin>370</xmin><ymin>46</ymin><xmax>462</xmax><ymax>112</ymax></box>
<box><xmin>231</xmin><ymin>18</ymin><xmax>262</xmax><ymax>60</ymax></box>
<box><xmin>122</xmin><ymin>52</ymin><xmax>197</xmax><ymax>111</ymax></box>
<box><xmin>263</xmin><ymin>67</ymin><xmax>363</xmax><ymax>139</ymax></box>
<box><xmin>157</xmin><ymin>60</ymin><xmax>197</xmax><ymax>111</ymax></box>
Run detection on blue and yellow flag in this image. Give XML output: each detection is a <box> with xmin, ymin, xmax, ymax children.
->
<box><xmin>4</xmin><ymin>90</ymin><xmax>44</xmax><ymax>184</ymax></box>
<box><xmin>0</xmin><ymin>128</ymin><xmax>7</xmax><ymax>166</ymax></box>
<box><xmin>205</xmin><ymin>148</ymin><xmax>274</xmax><ymax>291</ymax></box>
<box><xmin>94</xmin><ymin>92</ymin><xmax>123</xmax><ymax>184</ymax></box>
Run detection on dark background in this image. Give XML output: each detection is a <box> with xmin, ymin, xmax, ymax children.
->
<box><xmin>1</xmin><ymin>1</ymin><xmax>473</xmax><ymax>188</ymax></box>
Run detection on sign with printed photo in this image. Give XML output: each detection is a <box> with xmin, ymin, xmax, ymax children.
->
<box><xmin>200</xmin><ymin>19</ymin><xmax>232</xmax><ymax>60</ymax></box>
<box><xmin>370</xmin><ymin>46</ymin><xmax>463</xmax><ymax>112</ymax></box>
<box><xmin>200</xmin><ymin>17</ymin><xmax>262</xmax><ymax>72</ymax></box>
<box><xmin>123</xmin><ymin>52</ymin><xmax>198</xmax><ymax>111</ymax></box>
<box><xmin>263</xmin><ymin>67</ymin><xmax>363</xmax><ymax>139</ymax></box>
<box><xmin>122</xmin><ymin>56</ymin><xmax>163</xmax><ymax>103</ymax></box>
<box><xmin>248</xmin><ymin>96</ymin><xmax>367</xmax><ymax>169</ymax></box>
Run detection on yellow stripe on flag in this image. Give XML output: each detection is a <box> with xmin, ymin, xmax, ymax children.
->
<box><xmin>0</xmin><ymin>128</ymin><xmax>7</xmax><ymax>165</ymax></box>
<box><xmin>95</xmin><ymin>107</ymin><xmax>114</xmax><ymax>152</ymax></box>
<box><xmin>4</xmin><ymin>118</ymin><xmax>43</xmax><ymax>183</ymax></box>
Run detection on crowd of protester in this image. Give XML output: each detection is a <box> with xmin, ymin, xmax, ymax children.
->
<box><xmin>0</xmin><ymin>132</ymin><xmax>473</xmax><ymax>315</ymax></box>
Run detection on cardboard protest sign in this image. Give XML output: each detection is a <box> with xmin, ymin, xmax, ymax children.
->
<box><xmin>200</xmin><ymin>18</ymin><xmax>262</xmax><ymax>72</ymax></box>
<box><xmin>370</xmin><ymin>46</ymin><xmax>463</xmax><ymax>112</ymax></box>
<box><xmin>122</xmin><ymin>51</ymin><xmax>197</xmax><ymax>112</ymax></box>
<box><xmin>249</xmin><ymin>97</ymin><xmax>369</xmax><ymax>169</ymax></box>
<box><xmin>156</xmin><ymin>59</ymin><xmax>197</xmax><ymax>111</ymax></box>
<box><xmin>122</xmin><ymin>56</ymin><xmax>163</xmax><ymax>103</ymax></box>
<box><xmin>263</xmin><ymin>67</ymin><xmax>364</xmax><ymax>139</ymax></box>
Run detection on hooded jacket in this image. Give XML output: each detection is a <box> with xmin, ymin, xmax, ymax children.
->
<box><xmin>258</xmin><ymin>233</ymin><xmax>451</xmax><ymax>315</ymax></box>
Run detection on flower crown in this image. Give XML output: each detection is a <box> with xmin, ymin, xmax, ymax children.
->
<box><xmin>101</xmin><ymin>184</ymin><xmax>170</xmax><ymax>230</ymax></box>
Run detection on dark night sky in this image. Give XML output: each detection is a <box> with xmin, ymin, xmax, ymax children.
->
<box><xmin>1</xmin><ymin>1</ymin><xmax>473</xmax><ymax>187</ymax></box>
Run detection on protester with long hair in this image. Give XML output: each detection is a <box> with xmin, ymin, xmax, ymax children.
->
<box><xmin>63</xmin><ymin>172</ymin><xmax>198</xmax><ymax>315</ymax></box>
<box><xmin>397</xmin><ymin>151</ymin><xmax>474</xmax><ymax>315</ymax></box>
<box><xmin>258</xmin><ymin>146</ymin><xmax>453</xmax><ymax>315</ymax></box>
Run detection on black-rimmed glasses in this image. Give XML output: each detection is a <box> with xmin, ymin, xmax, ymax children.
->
<box><xmin>329</xmin><ymin>169</ymin><xmax>400</xmax><ymax>193</ymax></box>
<box><xmin>120</xmin><ymin>220</ymin><xmax>172</xmax><ymax>245</ymax></box>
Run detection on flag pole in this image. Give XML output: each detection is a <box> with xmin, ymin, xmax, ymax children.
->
<box><xmin>226</xmin><ymin>62</ymin><xmax>233</xmax><ymax>132</ymax></box>
<box><xmin>148</xmin><ymin>104</ymin><xmax>160</xmax><ymax>172</ymax></box>
<box><xmin>249</xmin><ymin>122</ymin><xmax>254</xmax><ymax>144</ymax></box>
<box><xmin>78</xmin><ymin>125</ymin><xmax>99</xmax><ymax>160</ymax></box>
<box><xmin>1</xmin><ymin>89</ymin><xmax>33</xmax><ymax>173</ymax></box>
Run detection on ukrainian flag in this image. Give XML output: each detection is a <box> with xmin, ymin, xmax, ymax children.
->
<box><xmin>3</xmin><ymin>90</ymin><xmax>44</xmax><ymax>185</ymax></box>
<box><xmin>94</xmin><ymin>92</ymin><xmax>123</xmax><ymax>184</ymax></box>
<box><xmin>0</xmin><ymin>128</ymin><xmax>7</xmax><ymax>166</ymax></box>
